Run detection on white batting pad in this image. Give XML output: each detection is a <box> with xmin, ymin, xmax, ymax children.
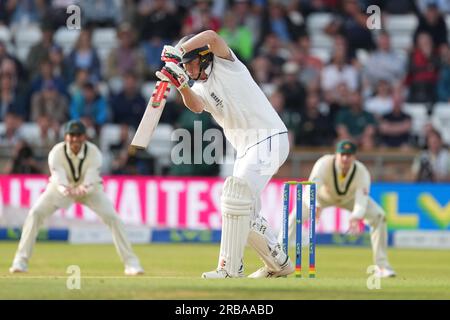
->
<box><xmin>248</xmin><ymin>216</ymin><xmax>287</xmax><ymax>272</ymax></box>
<box><xmin>218</xmin><ymin>176</ymin><xmax>253</xmax><ymax>277</ymax></box>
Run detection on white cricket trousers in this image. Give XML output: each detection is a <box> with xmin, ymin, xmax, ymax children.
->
<box><xmin>13</xmin><ymin>183</ymin><xmax>140</xmax><ymax>267</ymax></box>
<box><xmin>233</xmin><ymin>132</ymin><xmax>290</xmax><ymax>248</ymax></box>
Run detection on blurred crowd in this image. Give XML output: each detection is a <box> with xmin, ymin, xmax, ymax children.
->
<box><xmin>0</xmin><ymin>0</ymin><xmax>450</xmax><ymax>181</ymax></box>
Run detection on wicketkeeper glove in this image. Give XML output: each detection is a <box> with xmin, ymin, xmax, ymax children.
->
<box><xmin>161</xmin><ymin>45</ymin><xmax>182</xmax><ymax>64</ymax></box>
<box><xmin>156</xmin><ymin>62</ymin><xmax>189</xmax><ymax>91</ymax></box>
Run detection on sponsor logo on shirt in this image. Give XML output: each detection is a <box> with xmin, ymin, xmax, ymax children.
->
<box><xmin>210</xmin><ymin>92</ymin><xmax>224</xmax><ymax>108</ymax></box>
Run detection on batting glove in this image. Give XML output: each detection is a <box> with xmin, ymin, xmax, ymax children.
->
<box><xmin>156</xmin><ymin>62</ymin><xmax>189</xmax><ymax>91</ymax></box>
<box><xmin>161</xmin><ymin>45</ymin><xmax>182</xmax><ymax>64</ymax></box>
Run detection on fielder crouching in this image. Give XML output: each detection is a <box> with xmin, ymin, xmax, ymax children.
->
<box><xmin>282</xmin><ymin>140</ymin><xmax>396</xmax><ymax>278</ymax></box>
<box><xmin>9</xmin><ymin>120</ymin><xmax>144</xmax><ymax>275</ymax></box>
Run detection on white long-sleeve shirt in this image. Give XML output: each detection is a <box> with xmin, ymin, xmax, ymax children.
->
<box><xmin>48</xmin><ymin>141</ymin><xmax>103</xmax><ymax>192</ymax></box>
<box><xmin>309</xmin><ymin>154</ymin><xmax>371</xmax><ymax>219</ymax></box>
<box><xmin>191</xmin><ymin>50</ymin><xmax>288</xmax><ymax>157</ymax></box>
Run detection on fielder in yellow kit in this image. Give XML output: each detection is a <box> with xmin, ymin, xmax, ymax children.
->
<box><xmin>9</xmin><ymin>120</ymin><xmax>144</xmax><ymax>275</ymax></box>
<box><xmin>283</xmin><ymin>140</ymin><xmax>396</xmax><ymax>278</ymax></box>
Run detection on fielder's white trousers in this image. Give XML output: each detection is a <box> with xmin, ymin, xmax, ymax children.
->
<box><xmin>12</xmin><ymin>183</ymin><xmax>140</xmax><ymax>267</ymax></box>
<box><xmin>233</xmin><ymin>132</ymin><xmax>290</xmax><ymax>248</ymax></box>
<box><xmin>286</xmin><ymin>197</ymin><xmax>392</xmax><ymax>269</ymax></box>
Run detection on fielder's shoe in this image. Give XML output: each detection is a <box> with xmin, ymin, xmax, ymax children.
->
<box><xmin>248</xmin><ymin>258</ymin><xmax>294</xmax><ymax>278</ymax></box>
<box><xmin>124</xmin><ymin>265</ymin><xmax>144</xmax><ymax>276</ymax></box>
<box><xmin>375</xmin><ymin>266</ymin><xmax>396</xmax><ymax>278</ymax></box>
<box><xmin>9</xmin><ymin>260</ymin><xmax>28</xmax><ymax>273</ymax></box>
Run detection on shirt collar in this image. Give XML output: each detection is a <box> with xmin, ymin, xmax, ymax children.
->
<box><xmin>66</xmin><ymin>143</ymin><xmax>86</xmax><ymax>159</ymax></box>
<box><xmin>334</xmin><ymin>159</ymin><xmax>355</xmax><ymax>180</ymax></box>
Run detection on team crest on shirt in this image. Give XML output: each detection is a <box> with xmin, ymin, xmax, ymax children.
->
<box><xmin>210</xmin><ymin>92</ymin><xmax>224</xmax><ymax>108</ymax></box>
<box><xmin>363</xmin><ymin>188</ymin><xmax>368</xmax><ymax>195</ymax></box>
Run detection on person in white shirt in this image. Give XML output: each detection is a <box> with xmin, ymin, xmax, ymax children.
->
<box><xmin>9</xmin><ymin>120</ymin><xmax>144</xmax><ymax>275</ymax></box>
<box><xmin>283</xmin><ymin>140</ymin><xmax>396</xmax><ymax>278</ymax></box>
<box><xmin>156</xmin><ymin>30</ymin><xmax>292</xmax><ymax>278</ymax></box>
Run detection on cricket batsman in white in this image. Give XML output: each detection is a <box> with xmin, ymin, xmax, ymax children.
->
<box><xmin>9</xmin><ymin>120</ymin><xmax>144</xmax><ymax>275</ymax></box>
<box><xmin>283</xmin><ymin>140</ymin><xmax>396</xmax><ymax>278</ymax></box>
<box><xmin>156</xmin><ymin>30</ymin><xmax>293</xmax><ymax>278</ymax></box>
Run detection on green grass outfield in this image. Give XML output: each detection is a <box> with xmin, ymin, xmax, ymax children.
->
<box><xmin>0</xmin><ymin>242</ymin><xmax>449</xmax><ymax>300</ymax></box>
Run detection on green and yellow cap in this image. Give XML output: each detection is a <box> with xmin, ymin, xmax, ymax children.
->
<box><xmin>336</xmin><ymin>140</ymin><xmax>357</xmax><ymax>154</ymax></box>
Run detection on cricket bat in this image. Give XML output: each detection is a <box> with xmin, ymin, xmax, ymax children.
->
<box><xmin>130</xmin><ymin>80</ymin><xmax>171</xmax><ymax>149</ymax></box>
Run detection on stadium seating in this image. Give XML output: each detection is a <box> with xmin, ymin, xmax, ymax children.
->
<box><xmin>403</xmin><ymin>103</ymin><xmax>429</xmax><ymax>139</ymax></box>
<box><xmin>431</xmin><ymin>103</ymin><xmax>450</xmax><ymax>145</ymax></box>
<box><xmin>384</xmin><ymin>14</ymin><xmax>418</xmax><ymax>51</ymax></box>
<box><xmin>54</xmin><ymin>28</ymin><xmax>81</xmax><ymax>54</ymax></box>
<box><xmin>13</xmin><ymin>25</ymin><xmax>42</xmax><ymax>62</ymax></box>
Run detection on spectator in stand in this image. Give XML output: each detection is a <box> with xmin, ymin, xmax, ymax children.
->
<box><xmin>378</xmin><ymin>91</ymin><xmax>412</xmax><ymax>149</ymax></box>
<box><xmin>48</xmin><ymin>44</ymin><xmax>70</xmax><ymax>84</ymax></box>
<box><xmin>78</xmin><ymin>0</ymin><xmax>122</xmax><ymax>27</ymax></box>
<box><xmin>8</xmin><ymin>0</ymin><xmax>46</xmax><ymax>29</ymax></box>
<box><xmin>29</xmin><ymin>59</ymin><xmax>67</xmax><ymax>100</ymax></box>
<box><xmin>324</xmin><ymin>0</ymin><xmax>375</xmax><ymax>57</ymax></box>
<box><xmin>414</xmin><ymin>1</ymin><xmax>449</xmax><ymax>52</ymax></box>
<box><xmin>231</xmin><ymin>0</ymin><xmax>261</xmax><ymax>47</ymax></box>
<box><xmin>416</xmin><ymin>0</ymin><xmax>450</xmax><ymax>14</ymax></box>
<box><xmin>322</xmin><ymin>37</ymin><xmax>359</xmax><ymax>104</ymax></box>
<box><xmin>0</xmin><ymin>112</ymin><xmax>24</xmax><ymax>147</ymax></box>
<box><xmin>364</xmin><ymin>31</ymin><xmax>406</xmax><ymax>91</ymax></box>
<box><xmin>259</xmin><ymin>1</ymin><xmax>305</xmax><ymax>44</ymax></box>
<box><xmin>269</xmin><ymin>88</ymin><xmax>299</xmax><ymax>147</ymax></box>
<box><xmin>405</xmin><ymin>32</ymin><xmax>440</xmax><ymax>103</ymax></box>
<box><xmin>105</xmin><ymin>23</ymin><xmax>146</xmax><ymax>81</ymax></box>
<box><xmin>335</xmin><ymin>91</ymin><xmax>377</xmax><ymax>150</ymax></box>
<box><xmin>256</xmin><ymin>33</ymin><xmax>288</xmax><ymax>79</ymax></box>
<box><xmin>66</xmin><ymin>29</ymin><xmax>102</xmax><ymax>83</ymax></box>
<box><xmin>437</xmin><ymin>45</ymin><xmax>450</xmax><ymax>102</ymax></box>
<box><xmin>412</xmin><ymin>127</ymin><xmax>450</xmax><ymax>182</ymax></box>
<box><xmin>0</xmin><ymin>67</ymin><xmax>26</xmax><ymax>120</ymax></box>
<box><xmin>25</xmin><ymin>114</ymin><xmax>59</xmax><ymax>149</ymax></box>
<box><xmin>290</xmin><ymin>35</ymin><xmax>323</xmax><ymax>92</ymax></box>
<box><xmin>365</xmin><ymin>80</ymin><xmax>394</xmax><ymax>119</ymax></box>
<box><xmin>218</xmin><ymin>10</ymin><xmax>253</xmax><ymax>62</ymax></box>
<box><xmin>3</xmin><ymin>140</ymin><xmax>42</xmax><ymax>174</ymax></box>
<box><xmin>0</xmin><ymin>0</ymin><xmax>15</xmax><ymax>25</ymax></box>
<box><xmin>295</xmin><ymin>92</ymin><xmax>335</xmax><ymax>147</ymax></box>
<box><xmin>0</xmin><ymin>41</ymin><xmax>26</xmax><ymax>82</ymax></box>
<box><xmin>249</xmin><ymin>55</ymin><xmax>277</xmax><ymax>87</ymax></box>
<box><xmin>26</xmin><ymin>26</ymin><xmax>55</xmax><ymax>78</ymax></box>
<box><xmin>279</xmin><ymin>61</ymin><xmax>306</xmax><ymax>113</ymax></box>
<box><xmin>182</xmin><ymin>0</ymin><xmax>221</xmax><ymax>36</ymax></box>
<box><xmin>30</xmin><ymin>79</ymin><xmax>69</xmax><ymax>126</ymax></box>
<box><xmin>70</xmin><ymin>81</ymin><xmax>108</xmax><ymax>131</ymax></box>
<box><xmin>138</xmin><ymin>0</ymin><xmax>180</xmax><ymax>79</ymax></box>
<box><xmin>110</xmin><ymin>72</ymin><xmax>146</xmax><ymax>129</ymax></box>
<box><xmin>136</xmin><ymin>0</ymin><xmax>181</xmax><ymax>42</ymax></box>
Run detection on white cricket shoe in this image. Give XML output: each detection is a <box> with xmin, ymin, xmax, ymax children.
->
<box><xmin>201</xmin><ymin>267</ymin><xmax>245</xmax><ymax>279</ymax></box>
<box><xmin>9</xmin><ymin>260</ymin><xmax>28</xmax><ymax>273</ymax></box>
<box><xmin>124</xmin><ymin>265</ymin><xmax>144</xmax><ymax>276</ymax></box>
<box><xmin>248</xmin><ymin>259</ymin><xmax>294</xmax><ymax>278</ymax></box>
<box><xmin>375</xmin><ymin>266</ymin><xmax>396</xmax><ymax>278</ymax></box>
